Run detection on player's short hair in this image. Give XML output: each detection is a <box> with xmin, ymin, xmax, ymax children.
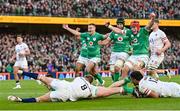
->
<box><xmin>130</xmin><ymin>71</ymin><xmax>143</xmax><ymax>81</ymax></box>
<box><xmin>130</xmin><ymin>21</ymin><xmax>140</xmax><ymax>31</ymax></box>
<box><xmin>88</xmin><ymin>23</ymin><xmax>96</xmax><ymax>27</ymax></box>
<box><xmin>17</xmin><ymin>35</ymin><xmax>22</xmax><ymax>38</ymax></box>
<box><xmin>154</xmin><ymin>19</ymin><xmax>159</xmax><ymax>23</ymax></box>
<box><xmin>116</xmin><ymin>17</ymin><xmax>125</xmax><ymax>25</ymax></box>
<box><xmin>85</xmin><ymin>75</ymin><xmax>94</xmax><ymax>84</ymax></box>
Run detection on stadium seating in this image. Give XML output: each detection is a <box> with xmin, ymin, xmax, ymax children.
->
<box><xmin>0</xmin><ymin>33</ymin><xmax>179</xmax><ymax>73</ymax></box>
<box><xmin>0</xmin><ymin>0</ymin><xmax>179</xmax><ymax>19</ymax></box>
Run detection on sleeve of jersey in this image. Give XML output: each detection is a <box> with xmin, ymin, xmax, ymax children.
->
<box><xmin>108</xmin><ymin>32</ymin><xmax>114</xmax><ymax>40</ymax></box>
<box><xmin>80</xmin><ymin>32</ymin><xmax>87</xmax><ymax>39</ymax></box>
<box><xmin>139</xmin><ymin>85</ymin><xmax>152</xmax><ymax>96</ymax></box>
<box><xmin>24</xmin><ymin>43</ymin><xmax>29</xmax><ymax>49</ymax></box>
<box><xmin>142</xmin><ymin>27</ymin><xmax>149</xmax><ymax>36</ymax></box>
<box><xmin>126</xmin><ymin>30</ymin><xmax>132</xmax><ymax>41</ymax></box>
<box><xmin>100</xmin><ymin>33</ymin><xmax>105</xmax><ymax>40</ymax></box>
<box><xmin>160</xmin><ymin>31</ymin><xmax>168</xmax><ymax>41</ymax></box>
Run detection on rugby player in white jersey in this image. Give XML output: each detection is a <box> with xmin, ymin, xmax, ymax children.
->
<box><xmin>147</xmin><ymin>19</ymin><xmax>171</xmax><ymax>79</ymax></box>
<box><xmin>130</xmin><ymin>71</ymin><xmax>180</xmax><ymax>98</ymax></box>
<box><xmin>8</xmin><ymin>71</ymin><xmax>125</xmax><ymax>103</ymax></box>
<box><xmin>10</xmin><ymin>36</ymin><xmax>30</xmax><ymax>89</ymax></box>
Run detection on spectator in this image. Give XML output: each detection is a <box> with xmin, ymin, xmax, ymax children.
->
<box><xmin>0</xmin><ymin>0</ymin><xmax>179</xmax><ymax>19</ymax></box>
<box><xmin>0</xmin><ymin>33</ymin><xmax>179</xmax><ymax>73</ymax></box>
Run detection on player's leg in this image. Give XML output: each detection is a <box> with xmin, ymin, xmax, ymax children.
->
<box><xmin>109</xmin><ymin>52</ymin><xmax>116</xmax><ymax>82</ymax></box>
<box><xmin>8</xmin><ymin>92</ymin><xmax>51</xmax><ymax>103</ymax></box>
<box><xmin>76</xmin><ymin>56</ymin><xmax>87</xmax><ymax>76</ymax></box>
<box><xmin>87</xmin><ymin>58</ymin><xmax>104</xmax><ymax>85</ymax></box>
<box><xmin>75</xmin><ymin>62</ymin><xmax>85</xmax><ymax>77</ymax></box>
<box><xmin>13</xmin><ymin>64</ymin><xmax>21</xmax><ymax>89</ymax></box>
<box><xmin>121</xmin><ymin>60</ymin><xmax>133</xmax><ymax>79</ymax></box>
<box><xmin>75</xmin><ymin>56</ymin><xmax>89</xmax><ymax>76</ymax></box>
<box><xmin>18</xmin><ymin>70</ymin><xmax>54</xmax><ymax>86</ymax></box>
<box><xmin>146</xmin><ymin>54</ymin><xmax>162</xmax><ymax>79</ymax></box>
<box><xmin>113</xmin><ymin>52</ymin><xmax>129</xmax><ymax>81</ymax></box>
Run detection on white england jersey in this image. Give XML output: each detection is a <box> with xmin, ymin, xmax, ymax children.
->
<box><xmin>15</xmin><ymin>42</ymin><xmax>29</xmax><ymax>61</ymax></box>
<box><xmin>69</xmin><ymin>77</ymin><xmax>93</xmax><ymax>101</ymax></box>
<box><xmin>149</xmin><ymin>29</ymin><xmax>168</xmax><ymax>55</ymax></box>
<box><xmin>139</xmin><ymin>76</ymin><xmax>180</xmax><ymax>97</ymax></box>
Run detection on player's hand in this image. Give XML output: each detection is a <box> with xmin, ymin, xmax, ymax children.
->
<box><xmin>9</xmin><ymin>58</ymin><xmax>13</xmax><ymax>62</ymax></box>
<box><xmin>156</xmin><ymin>49</ymin><xmax>163</xmax><ymax>55</ymax></box>
<box><xmin>104</xmin><ymin>33</ymin><xmax>110</xmax><ymax>38</ymax></box>
<box><xmin>98</xmin><ymin>41</ymin><xmax>103</xmax><ymax>45</ymax></box>
<box><xmin>19</xmin><ymin>51</ymin><xmax>25</xmax><ymax>57</ymax></box>
<box><xmin>63</xmin><ymin>24</ymin><xmax>69</xmax><ymax>29</ymax></box>
<box><xmin>76</xmin><ymin>27</ymin><xmax>80</xmax><ymax>31</ymax></box>
<box><xmin>149</xmin><ymin>12</ymin><xmax>156</xmax><ymax>19</ymax></box>
<box><xmin>105</xmin><ymin>22</ymin><xmax>110</xmax><ymax>27</ymax></box>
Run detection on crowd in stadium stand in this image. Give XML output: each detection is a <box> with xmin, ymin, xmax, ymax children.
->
<box><xmin>0</xmin><ymin>0</ymin><xmax>179</xmax><ymax>19</ymax></box>
<box><xmin>0</xmin><ymin>33</ymin><xmax>179</xmax><ymax>73</ymax></box>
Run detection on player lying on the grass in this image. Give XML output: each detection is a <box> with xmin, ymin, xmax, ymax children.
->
<box><xmin>8</xmin><ymin>71</ymin><xmax>129</xmax><ymax>103</ymax></box>
<box><xmin>130</xmin><ymin>71</ymin><xmax>180</xmax><ymax>98</ymax></box>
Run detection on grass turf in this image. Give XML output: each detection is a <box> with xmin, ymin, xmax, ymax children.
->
<box><xmin>0</xmin><ymin>76</ymin><xmax>180</xmax><ymax>110</ymax></box>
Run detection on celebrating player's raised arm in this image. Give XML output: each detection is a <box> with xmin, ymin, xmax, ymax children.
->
<box><xmin>145</xmin><ymin>13</ymin><xmax>156</xmax><ymax>31</ymax></box>
<box><xmin>105</xmin><ymin>22</ymin><xmax>124</xmax><ymax>34</ymax></box>
<box><xmin>63</xmin><ymin>24</ymin><xmax>81</xmax><ymax>36</ymax></box>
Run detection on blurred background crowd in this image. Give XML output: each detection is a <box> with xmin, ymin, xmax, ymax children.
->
<box><xmin>0</xmin><ymin>33</ymin><xmax>179</xmax><ymax>73</ymax></box>
<box><xmin>0</xmin><ymin>0</ymin><xmax>179</xmax><ymax>19</ymax></box>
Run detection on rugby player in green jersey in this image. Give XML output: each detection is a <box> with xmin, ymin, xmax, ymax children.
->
<box><xmin>63</xmin><ymin>23</ymin><xmax>106</xmax><ymax>85</ymax></box>
<box><xmin>105</xmin><ymin>13</ymin><xmax>156</xmax><ymax>78</ymax></box>
<box><xmin>99</xmin><ymin>18</ymin><xmax>130</xmax><ymax>82</ymax></box>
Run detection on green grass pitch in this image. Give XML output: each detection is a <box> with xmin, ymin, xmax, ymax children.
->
<box><xmin>1</xmin><ymin>76</ymin><xmax>180</xmax><ymax>110</ymax></box>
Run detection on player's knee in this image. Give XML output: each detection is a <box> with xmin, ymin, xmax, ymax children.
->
<box><xmin>114</xmin><ymin>60</ymin><xmax>124</xmax><ymax>69</ymax></box>
<box><xmin>124</xmin><ymin>61</ymin><xmax>133</xmax><ymax>71</ymax></box>
<box><xmin>110</xmin><ymin>65</ymin><xmax>115</xmax><ymax>73</ymax></box>
<box><xmin>137</xmin><ymin>61</ymin><xmax>145</xmax><ymax>69</ymax></box>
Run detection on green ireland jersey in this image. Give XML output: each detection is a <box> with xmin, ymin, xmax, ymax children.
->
<box><xmin>80</xmin><ymin>32</ymin><xmax>104</xmax><ymax>58</ymax></box>
<box><xmin>109</xmin><ymin>27</ymin><xmax>130</xmax><ymax>53</ymax></box>
<box><xmin>127</xmin><ymin>27</ymin><xmax>149</xmax><ymax>55</ymax></box>
<box><xmin>80</xmin><ymin>37</ymin><xmax>88</xmax><ymax>58</ymax></box>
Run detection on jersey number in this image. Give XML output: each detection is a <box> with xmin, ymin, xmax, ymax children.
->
<box><xmin>81</xmin><ymin>84</ymin><xmax>88</xmax><ymax>90</ymax></box>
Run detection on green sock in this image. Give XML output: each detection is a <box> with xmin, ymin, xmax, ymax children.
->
<box><xmin>111</xmin><ymin>74</ymin><xmax>114</xmax><ymax>82</ymax></box>
<box><xmin>94</xmin><ymin>73</ymin><xmax>103</xmax><ymax>84</ymax></box>
<box><xmin>123</xmin><ymin>84</ymin><xmax>134</xmax><ymax>94</ymax></box>
<box><xmin>114</xmin><ymin>72</ymin><xmax>120</xmax><ymax>82</ymax></box>
<box><xmin>84</xmin><ymin>71</ymin><xmax>89</xmax><ymax>76</ymax></box>
<box><xmin>124</xmin><ymin>77</ymin><xmax>131</xmax><ymax>85</ymax></box>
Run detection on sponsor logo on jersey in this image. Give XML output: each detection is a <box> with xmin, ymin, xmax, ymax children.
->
<box><xmin>133</xmin><ymin>38</ymin><xmax>138</xmax><ymax>43</ymax></box>
<box><xmin>117</xmin><ymin>37</ymin><xmax>123</xmax><ymax>41</ymax></box>
<box><xmin>89</xmin><ymin>42</ymin><xmax>93</xmax><ymax>46</ymax></box>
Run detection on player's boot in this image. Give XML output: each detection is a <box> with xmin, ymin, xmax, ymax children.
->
<box><xmin>165</xmin><ymin>70</ymin><xmax>171</xmax><ymax>79</ymax></box>
<box><xmin>96</xmin><ymin>80</ymin><xmax>105</xmax><ymax>86</ymax></box>
<box><xmin>13</xmin><ymin>84</ymin><xmax>21</xmax><ymax>89</ymax></box>
<box><xmin>17</xmin><ymin>70</ymin><xmax>23</xmax><ymax>74</ymax></box>
<box><xmin>8</xmin><ymin>95</ymin><xmax>22</xmax><ymax>102</ymax></box>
